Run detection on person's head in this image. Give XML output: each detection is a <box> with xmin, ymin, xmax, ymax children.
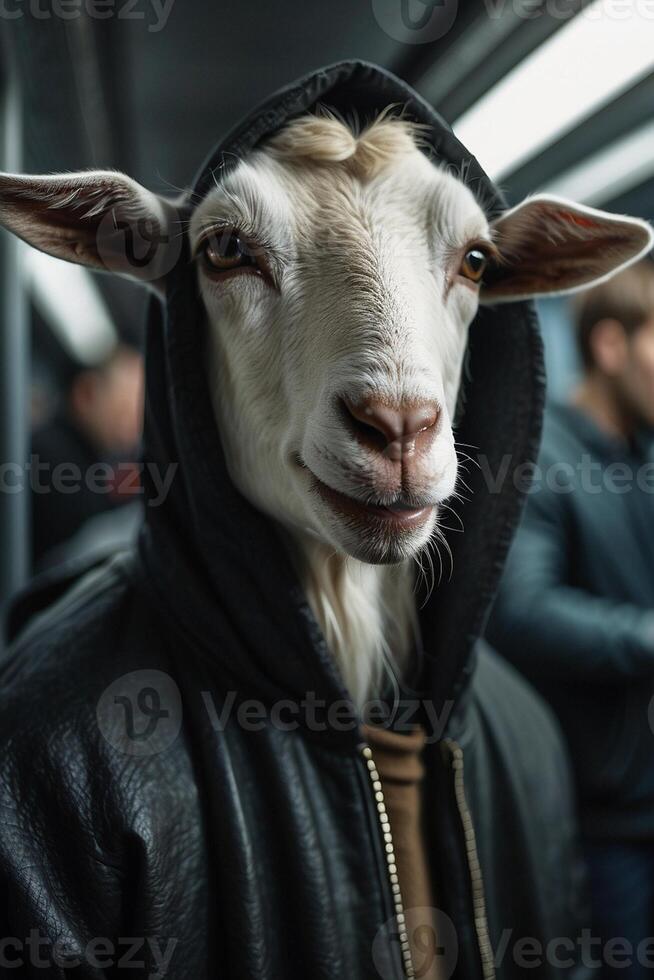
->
<box><xmin>69</xmin><ymin>343</ymin><xmax>144</xmax><ymax>453</ymax></box>
<box><xmin>574</xmin><ymin>259</ymin><xmax>654</xmax><ymax>429</ymax></box>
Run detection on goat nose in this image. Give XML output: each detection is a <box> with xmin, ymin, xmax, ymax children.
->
<box><xmin>342</xmin><ymin>396</ymin><xmax>440</xmax><ymax>460</ymax></box>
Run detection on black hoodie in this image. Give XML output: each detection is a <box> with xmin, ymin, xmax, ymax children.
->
<box><xmin>0</xmin><ymin>62</ymin><xmax>589</xmax><ymax>980</ymax></box>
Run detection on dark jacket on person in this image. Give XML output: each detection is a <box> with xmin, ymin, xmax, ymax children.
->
<box><xmin>488</xmin><ymin>400</ymin><xmax>654</xmax><ymax>842</ymax></box>
<box><xmin>0</xmin><ymin>62</ymin><xmax>590</xmax><ymax>980</ymax></box>
<box><xmin>31</xmin><ymin>412</ymin><xmax>138</xmax><ymax>569</ymax></box>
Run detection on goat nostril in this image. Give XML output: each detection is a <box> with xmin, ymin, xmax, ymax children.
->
<box><xmin>407</xmin><ymin>404</ymin><xmax>440</xmax><ymax>437</ymax></box>
<box><xmin>341</xmin><ymin>396</ymin><xmax>440</xmax><ymax>456</ymax></box>
<box><xmin>343</xmin><ymin>397</ymin><xmax>402</xmax><ymax>446</ymax></box>
<box><xmin>341</xmin><ymin>397</ymin><xmax>390</xmax><ymax>451</ymax></box>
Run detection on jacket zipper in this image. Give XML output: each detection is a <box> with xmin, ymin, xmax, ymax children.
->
<box><xmin>361</xmin><ymin>743</ymin><xmax>416</xmax><ymax>980</ymax></box>
<box><xmin>443</xmin><ymin>739</ymin><xmax>496</xmax><ymax>980</ymax></box>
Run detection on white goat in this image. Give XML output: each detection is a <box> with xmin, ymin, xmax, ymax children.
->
<box><xmin>1</xmin><ymin>111</ymin><xmax>651</xmax><ymax>708</ymax></box>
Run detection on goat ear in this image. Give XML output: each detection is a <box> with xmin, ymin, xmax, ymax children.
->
<box><xmin>480</xmin><ymin>195</ymin><xmax>653</xmax><ymax>304</ymax></box>
<box><xmin>0</xmin><ymin>170</ymin><xmax>180</xmax><ymax>295</ymax></box>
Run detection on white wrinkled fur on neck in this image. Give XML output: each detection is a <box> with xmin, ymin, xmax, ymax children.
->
<box><xmin>195</xmin><ymin>111</ymin><xmax>490</xmax><ymax>711</ymax></box>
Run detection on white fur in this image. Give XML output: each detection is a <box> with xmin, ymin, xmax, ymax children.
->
<box><xmin>192</xmin><ymin>116</ymin><xmax>489</xmax><ymax>708</ymax></box>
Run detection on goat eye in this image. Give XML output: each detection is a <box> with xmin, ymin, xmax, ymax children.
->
<box><xmin>459</xmin><ymin>248</ymin><xmax>488</xmax><ymax>283</ymax></box>
<box><xmin>201</xmin><ymin>230</ymin><xmax>254</xmax><ymax>272</ymax></box>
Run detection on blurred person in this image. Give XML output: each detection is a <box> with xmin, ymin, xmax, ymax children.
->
<box><xmin>488</xmin><ymin>259</ymin><xmax>654</xmax><ymax>978</ymax></box>
<box><xmin>30</xmin><ymin>342</ymin><xmax>144</xmax><ymax>567</ymax></box>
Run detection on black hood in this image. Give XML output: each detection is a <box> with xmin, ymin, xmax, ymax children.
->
<box><xmin>138</xmin><ymin>60</ymin><xmax>545</xmax><ymax>739</ymax></box>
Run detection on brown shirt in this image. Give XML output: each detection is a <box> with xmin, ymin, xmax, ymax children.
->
<box><xmin>363</xmin><ymin>724</ymin><xmax>443</xmax><ymax>980</ymax></box>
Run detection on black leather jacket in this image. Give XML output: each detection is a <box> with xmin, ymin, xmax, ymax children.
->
<box><xmin>0</xmin><ymin>62</ymin><xmax>590</xmax><ymax>980</ymax></box>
